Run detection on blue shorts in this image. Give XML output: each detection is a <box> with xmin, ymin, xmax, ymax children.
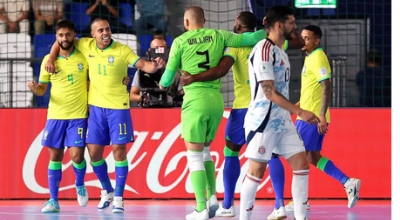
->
<box><xmin>225</xmin><ymin>108</ymin><xmax>247</xmax><ymax>146</ymax></box>
<box><xmin>295</xmin><ymin>120</ymin><xmax>329</xmax><ymax>151</ymax></box>
<box><xmin>41</xmin><ymin>119</ymin><xmax>87</xmax><ymax>149</ymax></box>
<box><xmin>86</xmin><ymin>105</ymin><xmax>134</xmax><ymax>146</ymax></box>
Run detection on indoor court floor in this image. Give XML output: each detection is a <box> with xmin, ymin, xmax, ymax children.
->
<box><xmin>0</xmin><ymin>199</ymin><xmax>390</xmax><ymax>220</ymax></box>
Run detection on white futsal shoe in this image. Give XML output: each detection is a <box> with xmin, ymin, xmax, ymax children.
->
<box><xmin>186</xmin><ymin>209</ymin><xmax>209</xmax><ymax>220</ymax></box>
<box><xmin>344</xmin><ymin>178</ymin><xmax>361</xmax><ymax>208</ymax></box>
<box><xmin>112</xmin><ymin>196</ymin><xmax>124</xmax><ymax>213</ymax></box>
<box><xmin>285</xmin><ymin>200</ymin><xmax>310</xmax><ymax>212</ymax></box>
<box><xmin>41</xmin><ymin>198</ymin><xmax>60</xmax><ymax>213</ymax></box>
<box><xmin>215</xmin><ymin>202</ymin><xmax>236</xmax><ymax>217</ymax></box>
<box><xmin>76</xmin><ymin>185</ymin><xmax>89</xmax><ymax>207</ymax></box>
<box><xmin>206</xmin><ymin>195</ymin><xmax>219</xmax><ymax>218</ymax></box>
<box><xmin>97</xmin><ymin>189</ymin><xmax>114</xmax><ymax>211</ymax></box>
<box><xmin>267</xmin><ymin>206</ymin><xmax>287</xmax><ymax>220</ymax></box>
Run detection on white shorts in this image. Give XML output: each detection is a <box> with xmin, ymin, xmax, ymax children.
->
<box><xmin>245</xmin><ymin>126</ymin><xmax>305</xmax><ymax>162</ymax></box>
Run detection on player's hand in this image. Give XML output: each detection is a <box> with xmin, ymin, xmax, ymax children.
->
<box><xmin>151</xmin><ymin>57</ymin><xmax>166</xmax><ymax>69</ymax></box>
<box><xmin>298</xmin><ymin>109</ymin><xmax>320</xmax><ymax>125</ymax></box>
<box><xmin>159</xmin><ymin>83</ymin><xmax>168</xmax><ymax>91</ymax></box>
<box><xmin>317</xmin><ymin>115</ymin><xmax>328</xmax><ymax>135</ymax></box>
<box><xmin>295</xmin><ymin>101</ymin><xmax>300</xmax><ymax>107</ymax></box>
<box><xmin>45</xmin><ymin>59</ymin><xmax>56</xmax><ymax>73</ymax></box>
<box><xmin>180</xmin><ymin>70</ymin><xmax>193</xmax><ymax>86</ymax></box>
<box><xmin>28</xmin><ymin>80</ymin><xmax>37</xmax><ymax>93</ymax></box>
<box><xmin>123</xmin><ymin>76</ymin><xmax>130</xmax><ymax>86</ymax></box>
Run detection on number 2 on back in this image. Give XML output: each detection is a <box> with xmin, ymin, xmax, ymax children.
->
<box><xmin>196</xmin><ymin>50</ymin><xmax>210</xmax><ymax>70</ymax></box>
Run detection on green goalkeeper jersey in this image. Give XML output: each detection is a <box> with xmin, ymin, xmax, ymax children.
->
<box><xmin>160</xmin><ymin>28</ymin><xmax>266</xmax><ymax>90</ymax></box>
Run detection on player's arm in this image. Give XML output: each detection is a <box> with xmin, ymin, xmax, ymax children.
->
<box><xmin>160</xmin><ymin>39</ymin><xmax>181</xmax><ymax>88</ymax></box>
<box><xmin>180</xmin><ymin>56</ymin><xmax>234</xmax><ymax>86</ymax></box>
<box><xmin>134</xmin><ymin>58</ymin><xmax>165</xmax><ymax>74</ymax></box>
<box><xmin>219</xmin><ymin>29</ymin><xmax>266</xmax><ymax>48</ymax></box>
<box><xmin>29</xmin><ymin>58</ymin><xmax>51</xmax><ymax>96</ymax></box>
<box><xmin>319</xmin><ymin>79</ymin><xmax>331</xmax><ymax>116</ymax></box>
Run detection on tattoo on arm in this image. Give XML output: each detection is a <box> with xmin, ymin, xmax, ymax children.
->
<box><xmin>320</xmin><ymin>79</ymin><xmax>331</xmax><ymax>116</ymax></box>
<box><xmin>261</xmin><ymin>82</ymin><xmax>273</xmax><ymax>97</ymax></box>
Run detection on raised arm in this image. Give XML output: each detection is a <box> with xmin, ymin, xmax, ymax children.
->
<box><xmin>180</xmin><ymin>56</ymin><xmax>235</xmax><ymax>86</ymax></box>
<box><xmin>134</xmin><ymin>58</ymin><xmax>165</xmax><ymax>74</ymax></box>
<box><xmin>45</xmin><ymin>41</ymin><xmax>61</xmax><ymax>73</ymax></box>
<box><xmin>220</xmin><ymin>29</ymin><xmax>266</xmax><ymax>48</ymax></box>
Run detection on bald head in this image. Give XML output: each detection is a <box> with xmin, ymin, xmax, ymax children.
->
<box><xmin>184</xmin><ymin>6</ymin><xmax>205</xmax><ymax>25</ymax></box>
<box><xmin>150</xmin><ymin>38</ymin><xmax>167</xmax><ymax>48</ymax></box>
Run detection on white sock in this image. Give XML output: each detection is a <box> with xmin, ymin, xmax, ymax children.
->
<box><xmin>240</xmin><ymin>173</ymin><xmax>262</xmax><ymax>220</ymax></box>
<box><xmin>292</xmin><ymin>169</ymin><xmax>309</xmax><ymax>220</ymax></box>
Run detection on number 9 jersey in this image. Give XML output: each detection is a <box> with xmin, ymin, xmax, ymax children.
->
<box><xmin>245</xmin><ymin>38</ymin><xmax>293</xmax><ymax>134</ymax></box>
<box><xmin>39</xmin><ymin>49</ymin><xmax>88</xmax><ymax>120</ymax></box>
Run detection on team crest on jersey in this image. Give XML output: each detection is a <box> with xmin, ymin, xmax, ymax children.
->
<box><xmin>43</xmin><ymin>130</ymin><xmax>49</xmax><ymax>140</ymax></box>
<box><xmin>258</xmin><ymin>146</ymin><xmax>266</xmax><ymax>154</ymax></box>
<box><xmin>78</xmin><ymin>63</ymin><xmax>84</xmax><ymax>72</ymax></box>
<box><xmin>108</xmin><ymin>56</ymin><xmax>114</xmax><ymax>63</ymax></box>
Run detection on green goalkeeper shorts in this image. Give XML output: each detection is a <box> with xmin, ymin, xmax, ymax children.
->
<box><xmin>181</xmin><ymin>88</ymin><xmax>224</xmax><ymax>143</ymax></box>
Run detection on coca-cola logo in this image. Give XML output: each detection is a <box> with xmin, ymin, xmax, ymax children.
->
<box><xmin>22</xmin><ymin>111</ymin><xmax>272</xmax><ymax>196</ymax></box>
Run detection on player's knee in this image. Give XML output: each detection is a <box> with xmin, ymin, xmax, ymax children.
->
<box><xmin>306</xmin><ymin>152</ymin><xmax>320</xmax><ymax>166</ymax></box>
<box><xmin>70</xmin><ymin>153</ymin><xmax>84</xmax><ymax>164</ymax></box>
<box><xmin>187</xmin><ymin>150</ymin><xmax>205</xmax><ymax>172</ymax></box>
<box><xmin>49</xmin><ymin>148</ymin><xmax>63</xmax><ymax>161</ymax></box>
<box><xmin>248</xmin><ymin>161</ymin><xmax>267</xmax><ymax>179</ymax></box>
<box><xmin>89</xmin><ymin>150</ymin><xmax>103</xmax><ymax>162</ymax></box>
<box><xmin>226</xmin><ymin>141</ymin><xmax>242</xmax><ymax>152</ymax></box>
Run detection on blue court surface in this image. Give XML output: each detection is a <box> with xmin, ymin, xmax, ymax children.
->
<box><xmin>0</xmin><ymin>200</ymin><xmax>390</xmax><ymax>220</ymax></box>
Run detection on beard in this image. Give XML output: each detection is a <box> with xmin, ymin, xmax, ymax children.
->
<box><xmin>233</xmin><ymin>26</ymin><xmax>238</xmax><ymax>34</ymax></box>
<box><xmin>58</xmin><ymin>40</ymin><xmax>73</xmax><ymax>50</ymax></box>
<box><xmin>284</xmin><ymin>29</ymin><xmax>294</xmax><ymax>40</ymax></box>
<box><xmin>183</xmin><ymin>26</ymin><xmax>188</xmax><ymax>33</ymax></box>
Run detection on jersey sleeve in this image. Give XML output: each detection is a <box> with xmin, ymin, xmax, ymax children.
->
<box><xmin>73</xmin><ymin>38</ymin><xmax>91</xmax><ymax>52</ymax></box>
<box><xmin>312</xmin><ymin>53</ymin><xmax>332</xmax><ymax>83</ymax></box>
<box><xmin>39</xmin><ymin>56</ymin><xmax>51</xmax><ymax>83</ymax></box>
<box><xmin>122</xmin><ymin>45</ymin><xmax>140</xmax><ymax>67</ymax></box>
<box><xmin>161</xmin><ymin>39</ymin><xmax>181</xmax><ymax>87</ymax></box>
<box><xmin>218</xmin><ymin>29</ymin><xmax>266</xmax><ymax>47</ymax></box>
<box><xmin>222</xmin><ymin>47</ymin><xmax>237</xmax><ymax>63</ymax></box>
<box><xmin>254</xmin><ymin>44</ymin><xmax>276</xmax><ymax>82</ymax></box>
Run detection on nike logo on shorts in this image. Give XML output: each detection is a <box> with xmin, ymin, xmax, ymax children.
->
<box><xmin>75</xmin><ymin>140</ymin><xmax>83</xmax><ymax>144</ymax></box>
<box><xmin>119</xmin><ymin>136</ymin><xmax>127</xmax><ymax>141</ymax></box>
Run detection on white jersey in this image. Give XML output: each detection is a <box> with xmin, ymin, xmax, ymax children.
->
<box><xmin>244</xmin><ymin>38</ymin><xmax>292</xmax><ymax>133</ymax></box>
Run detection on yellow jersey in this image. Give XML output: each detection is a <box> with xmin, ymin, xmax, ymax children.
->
<box><xmin>223</xmin><ymin>35</ymin><xmax>288</xmax><ymax>109</ymax></box>
<box><xmin>297</xmin><ymin>48</ymin><xmax>331</xmax><ymax>122</ymax></box>
<box><xmin>74</xmin><ymin>38</ymin><xmax>140</xmax><ymax>109</ymax></box>
<box><xmin>39</xmin><ymin>49</ymin><xmax>88</xmax><ymax>120</ymax></box>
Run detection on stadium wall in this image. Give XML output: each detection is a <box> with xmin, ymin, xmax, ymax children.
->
<box><xmin>0</xmin><ymin>108</ymin><xmax>391</xmax><ymax>199</ymax></box>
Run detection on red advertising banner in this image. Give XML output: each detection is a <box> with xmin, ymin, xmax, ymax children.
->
<box><xmin>0</xmin><ymin>108</ymin><xmax>391</xmax><ymax>199</ymax></box>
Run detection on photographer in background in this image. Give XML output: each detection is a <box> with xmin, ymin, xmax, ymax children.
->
<box><xmin>130</xmin><ymin>38</ymin><xmax>183</xmax><ymax>107</ymax></box>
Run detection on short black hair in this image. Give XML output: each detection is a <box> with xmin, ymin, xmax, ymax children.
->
<box><xmin>237</xmin><ymin>11</ymin><xmax>257</xmax><ymax>30</ymax></box>
<box><xmin>91</xmin><ymin>17</ymin><xmax>108</xmax><ymax>26</ymax></box>
<box><xmin>303</xmin><ymin>25</ymin><xmax>322</xmax><ymax>39</ymax></box>
<box><xmin>265</xmin><ymin>5</ymin><xmax>294</xmax><ymax>28</ymax></box>
<box><xmin>367</xmin><ymin>49</ymin><xmax>382</xmax><ymax>65</ymax></box>
<box><xmin>55</xmin><ymin>20</ymin><xmax>75</xmax><ymax>32</ymax></box>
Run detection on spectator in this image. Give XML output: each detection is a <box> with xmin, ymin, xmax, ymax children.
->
<box><xmin>33</xmin><ymin>0</ymin><xmax>63</xmax><ymax>35</ymax></box>
<box><xmin>135</xmin><ymin>0</ymin><xmax>166</xmax><ymax>38</ymax></box>
<box><xmin>83</xmin><ymin>0</ymin><xmax>130</xmax><ymax>34</ymax></box>
<box><xmin>0</xmin><ymin>0</ymin><xmax>29</xmax><ymax>34</ymax></box>
<box><xmin>130</xmin><ymin>38</ymin><xmax>183</xmax><ymax>107</ymax></box>
<box><xmin>356</xmin><ymin>49</ymin><xmax>391</xmax><ymax>107</ymax></box>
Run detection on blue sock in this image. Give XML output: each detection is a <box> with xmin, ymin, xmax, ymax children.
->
<box><xmin>48</xmin><ymin>161</ymin><xmax>62</xmax><ymax>201</ymax></box>
<box><xmin>91</xmin><ymin>158</ymin><xmax>113</xmax><ymax>193</ymax></box>
<box><xmin>115</xmin><ymin>160</ymin><xmax>128</xmax><ymax>197</ymax></box>
<box><xmin>317</xmin><ymin>157</ymin><xmax>349</xmax><ymax>185</ymax></box>
<box><xmin>73</xmin><ymin>160</ymin><xmax>86</xmax><ymax>187</ymax></box>
<box><xmin>269</xmin><ymin>156</ymin><xmax>285</xmax><ymax>209</ymax></box>
<box><xmin>222</xmin><ymin>147</ymin><xmax>240</xmax><ymax>209</ymax></box>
